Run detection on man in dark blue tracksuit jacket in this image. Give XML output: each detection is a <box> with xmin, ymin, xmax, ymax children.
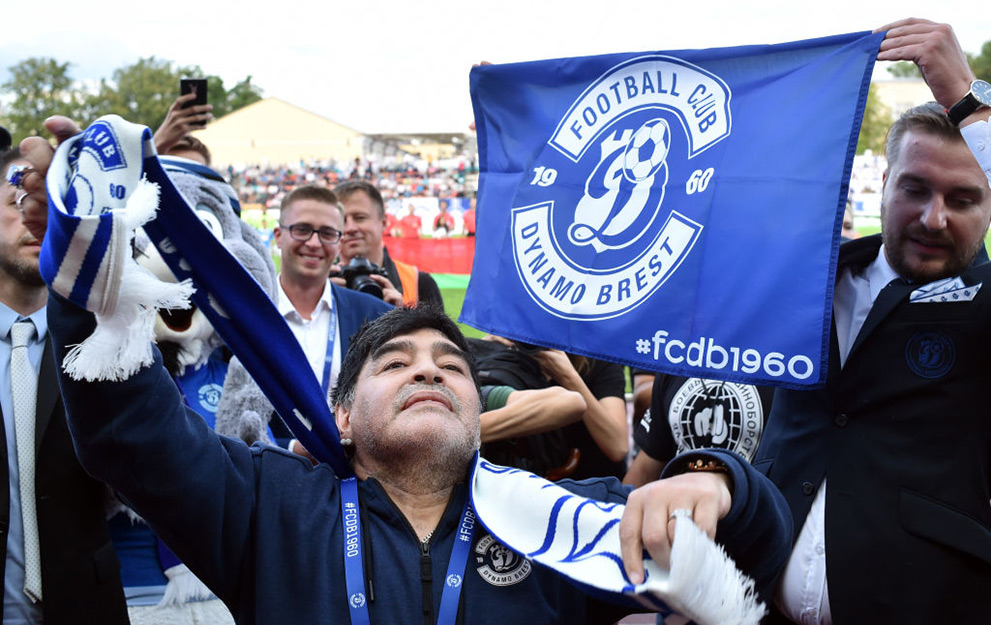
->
<box><xmin>49</xmin><ymin>297</ymin><xmax>790</xmax><ymax>624</ymax></box>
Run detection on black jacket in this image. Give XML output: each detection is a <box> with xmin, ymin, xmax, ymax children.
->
<box><xmin>756</xmin><ymin>235</ymin><xmax>991</xmax><ymax>624</ymax></box>
<box><xmin>0</xmin><ymin>337</ymin><xmax>127</xmax><ymax>624</ymax></box>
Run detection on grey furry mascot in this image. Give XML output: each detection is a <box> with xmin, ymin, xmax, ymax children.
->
<box><xmin>110</xmin><ymin>155</ymin><xmax>276</xmax><ymax>625</ymax></box>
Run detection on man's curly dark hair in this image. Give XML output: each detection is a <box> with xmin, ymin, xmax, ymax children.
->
<box><xmin>331</xmin><ymin>303</ymin><xmax>480</xmax><ymax>410</ymax></box>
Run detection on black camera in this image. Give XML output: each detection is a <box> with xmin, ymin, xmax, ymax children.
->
<box><xmin>331</xmin><ymin>256</ymin><xmax>389</xmax><ymax>299</ymax></box>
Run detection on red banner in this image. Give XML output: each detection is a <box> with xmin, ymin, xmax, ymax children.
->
<box><xmin>383</xmin><ymin>236</ymin><xmax>475</xmax><ymax>275</ymax></box>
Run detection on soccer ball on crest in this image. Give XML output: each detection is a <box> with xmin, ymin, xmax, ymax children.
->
<box><xmin>622</xmin><ymin>118</ymin><xmax>670</xmax><ymax>183</ymax></box>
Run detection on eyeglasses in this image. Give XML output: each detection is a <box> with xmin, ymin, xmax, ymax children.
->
<box><xmin>281</xmin><ymin>223</ymin><xmax>342</xmax><ymax>244</ymax></box>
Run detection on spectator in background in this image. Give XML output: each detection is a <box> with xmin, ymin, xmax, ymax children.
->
<box><xmin>432</xmin><ymin>198</ymin><xmax>456</xmax><ymax>237</ymax></box>
<box><xmin>225</xmin><ymin>158</ymin><xmax>473</xmax><ymax>212</ymax></box>
<box><xmin>398</xmin><ymin>203</ymin><xmax>423</xmax><ymax>238</ymax></box>
<box><xmin>624</xmin><ymin>375</ymin><xmax>773</xmax><ymax>488</ymax></box>
<box><xmin>479</xmin><ymin>384</ymin><xmax>588</xmax><ymax>480</ymax></box>
<box><xmin>385</xmin><ymin>209</ymin><xmax>399</xmax><ymax>237</ymax></box>
<box><xmin>163</xmin><ymin>135</ymin><xmax>213</xmax><ymax>166</ymax></box>
<box><xmin>471</xmin><ymin>336</ymin><xmax>628</xmax><ymax>480</ymax></box>
<box><xmin>335</xmin><ymin>180</ymin><xmax>443</xmax><ymax>307</ymax></box>
<box><xmin>470</xmin><ymin>336</ymin><xmax>585</xmax><ymax>479</ymax></box>
<box><xmin>463</xmin><ymin>197</ymin><xmax>477</xmax><ymax>236</ymax></box>
<box><xmin>153</xmin><ymin>92</ymin><xmax>213</xmax><ymax>156</ymax></box>
<box><xmin>215</xmin><ymin>185</ymin><xmax>391</xmax><ymax>452</ymax></box>
<box><xmin>629</xmin><ymin>368</ymin><xmax>654</xmax><ymax>429</ymax></box>
<box><xmin>539</xmin><ymin>350</ymin><xmax>629</xmax><ymax>480</ymax></box>
<box><xmin>841</xmin><ymin>198</ymin><xmax>859</xmax><ymax>240</ymax></box>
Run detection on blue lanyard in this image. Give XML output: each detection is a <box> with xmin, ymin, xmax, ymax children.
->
<box><xmin>341</xmin><ymin>478</ymin><xmax>370</xmax><ymax>625</ymax></box>
<box><xmin>340</xmin><ymin>477</ymin><xmax>476</xmax><ymax>625</ymax></box>
<box><xmin>320</xmin><ymin>302</ymin><xmax>338</xmax><ymax>401</ymax></box>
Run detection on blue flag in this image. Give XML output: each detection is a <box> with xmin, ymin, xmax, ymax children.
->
<box><xmin>461</xmin><ymin>31</ymin><xmax>883</xmax><ymax>388</ymax></box>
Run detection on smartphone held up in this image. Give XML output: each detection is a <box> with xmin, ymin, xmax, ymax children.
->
<box><xmin>180</xmin><ymin>78</ymin><xmax>209</xmax><ymax>127</ymax></box>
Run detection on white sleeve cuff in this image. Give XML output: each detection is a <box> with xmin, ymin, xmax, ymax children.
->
<box><xmin>960</xmin><ymin>119</ymin><xmax>991</xmax><ymax>183</ymax></box>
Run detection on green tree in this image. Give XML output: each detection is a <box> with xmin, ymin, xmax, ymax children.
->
<box><xmin>2</xmin><ymin>55</ymin><xmax>264</xmax><ymax>142</ymax></box>
<box><xmin>83</xmin><ymin>57</ymin><xmax>203</xmax><ymax>130</ymax></box>
<box><xmin>225</xmin><ymin>76</ymin><xmax>264</xmax><ymax>114</ymax></box>
<box><xmin>199</xmin><ymin>75</ymin><xmax>264</xmax><ymax>119</ymax></box>
<box><xmin>206</xmin><ymin>76</ymin><xmax>230</xmax><ymax>118</ymax></box>
<box><xmin>856</xmin><ymin>84</ymin><xmax>891</xmax><ymax>155</ymax></box>
<box><xmin>886</xmin><ymin>61</ymin><xmax>921</xmax><ymax>79</ymax></box>
<box><xmin>1</xmin><ymin>57</ymin><xmax>85</xmax><ymax>141</ymax></box>
<box><xmin>968</xmin><ymin>40</ymin><xmax>991</xmax><ymax>82</ymax></box>
<box><xmin>82</xmin><ymin>57</ymin><xmax>262</xmax><ymax>128</ymax></box>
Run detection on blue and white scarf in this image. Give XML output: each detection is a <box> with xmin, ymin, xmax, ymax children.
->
<box><xmin>471</xmin><ymin>456</ymin><xmax>763</xmax><ymax>623</ymax></box>
<box><xmin>41</xmin><ymin>115</ymin><xmax>351</xmax><ymax>477</ymax></box>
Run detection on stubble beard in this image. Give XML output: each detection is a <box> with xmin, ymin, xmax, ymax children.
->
<box><xmin>353</xmin><ymin>385</ymin><xmax>481</xmax><ymax>492</ymax></box>
<box><xmin>341</xmin><ymin>239</ymin><xmax>367</xmax><ymax>263</ymax></box>
<box><xmin>0</xmin><ymin>242</ymin><xmax>44</xmax><ymax>288</ymax></box>
<box><xmin>883</xmin><ymin>225</ymin><xmax>983</xmax><ymax>284</ymax></box>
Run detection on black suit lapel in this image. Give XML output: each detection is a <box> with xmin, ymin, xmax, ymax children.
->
<box><xmin>35</xmin><ymin>338</ymin><xmax>57</xmax><ymax>453</ymax></box>
<box><xmin>847</xmin><ymin>278</ymin><xmax>913</xmax><ymax>357</ymax></box>
<box><xmin>838</xmin><ymin>233</ymin><xmax>884</xmax><ymax>271</ymax></box>
<box><xmin>826</xmin><ymin>320</ymin><xmax>842</xmax><ymax>386</ymax></box>
<box><xmin>834</xmin><ymin>235</ymin><xmax>884</xmax><ymax>364</ymax></box>
<box><xmin>331</xmin><ymin>285</ymin><xmax>350</xmax><ymax>357</ymax></box>
<box><xmin>834</xmin><ymin>234</ymin><xmax>918</xmax><ymax>362</ymax></box>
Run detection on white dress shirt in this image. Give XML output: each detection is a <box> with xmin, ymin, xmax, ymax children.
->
<box><xmin>961</xmin><ymin>118</ymin><xmax>991</xmax><ymax>183</ymax></box>
<box><xmin>276</xmin><ymin>278</ymin><xmax>342</xmax><ymax>405</ymax></box>
<box><xmin>775</xmin><ymin>249</ymin><xmax>898</xmax><ymax>625</ymax></box>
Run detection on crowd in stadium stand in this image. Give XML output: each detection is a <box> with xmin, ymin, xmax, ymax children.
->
<box><xmin>229</xmin><ymin>158</ymin><xmax>476</xmax><ymax>210</ymax></box>
<box><xmin>848</xmin><ymin>152</ymin><xmax>887</xmax><ymax>217</ymax></box>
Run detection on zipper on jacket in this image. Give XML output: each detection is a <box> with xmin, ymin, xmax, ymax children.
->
<box><xmin>420</xmin><ymin>540</ymin><xmax>433</xmax><ymax>625</ymax></box>
<box><xmin>360</xmin><ymin>498</ymin><xmax>375</xmax><ymax>604</ymax></box>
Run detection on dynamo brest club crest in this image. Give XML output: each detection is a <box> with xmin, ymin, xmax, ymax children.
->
<box><xmin>509</xmin><ymin>56</ymin><xmax>732</xmax><ymax>320</ymax></box>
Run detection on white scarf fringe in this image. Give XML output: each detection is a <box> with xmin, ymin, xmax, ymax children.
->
<box><xmin>657</xmin><ymin>509</ymin><xmax>765</xmax><ymax>625</ymax></box>
<box><xmin>62</xmin><ymin>179</ymin><xmax>194</xmax><ymax>382</ymax></box>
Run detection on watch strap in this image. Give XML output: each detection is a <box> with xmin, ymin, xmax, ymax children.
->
<box><xmin>947</xmin><ymin>93</ymin><xmax>981</xmax><ymax>126</ymax></box>
<box><xmin>947</xmin><ymin>80</ymin><xmax>991</xmax><ymax>126</ymax></box>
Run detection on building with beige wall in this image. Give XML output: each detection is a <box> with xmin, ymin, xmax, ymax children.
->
<box><xmin>871</xmin><ymin>78</ymin><xmax>932</xmax><ymax>120</ymax></box>
<box><xmin>192</xmin><ymin>97</ymin><xmax>364</xmax><ymax>167</ymax></box>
